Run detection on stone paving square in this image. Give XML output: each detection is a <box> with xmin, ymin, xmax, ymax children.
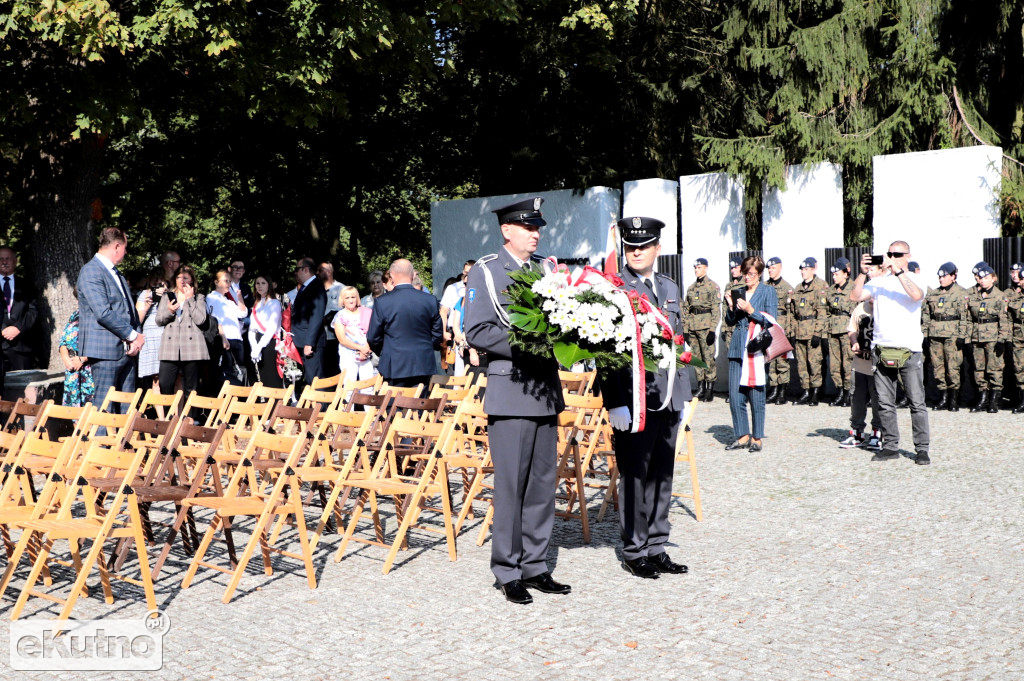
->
<box><xmin>1</xmin><ymin>400</ymin><xmax>1022</xmax><ymax>680</ymax></box>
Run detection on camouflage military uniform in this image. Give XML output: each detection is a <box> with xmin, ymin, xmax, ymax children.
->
<box><xmin>765</xmin><ymin>276</ymin><xmax>793</xmax><ymax>393</ymax></box>
<box><xmin>684</xmin><ymin>276</ymin><xmax>721</xmax><ymax>382</ymax></box>
<box><xmin>788</xmin><ymin>276</ymin><xmax>829</xmax><ymax>389</ymax></box>
<box><xmin>720</xmin><ymin>276</ymin><xmax>743</xmax><ymax>363</ymax></box>
<box><xmin>825</xmin><ymin>279</ymin><xmax>856</xmax><ymax>391</ymax></box>
<box><xmin>1006</xmin><ymin>284</ymin><xmax>1024</xmax><ymax>399</ymax></box>
<box><xmin>966</xmin><ymin>284</ymin><xmax>1010</xmax><ymax>391</ymax></box>
<box><xmin>921</xmin><ymin>282</ymin><xmax>969</xmax><ymax>390</ymax></box>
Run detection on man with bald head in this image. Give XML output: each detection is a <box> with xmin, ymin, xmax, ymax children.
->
<box><xmin>366</xmin><ymin>258</ymin><xmax>443</xmax><ymax>387</ymax></box>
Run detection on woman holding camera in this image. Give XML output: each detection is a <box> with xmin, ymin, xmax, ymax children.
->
<box><xmin>723</xmin><ymin>256</ymin><xmax>778</xmax><ymax>452</ymax></box>
<box><xmin>156</xmin><ymin>265</ymin><xmax>208</xmax><ymax>398</ymax></box>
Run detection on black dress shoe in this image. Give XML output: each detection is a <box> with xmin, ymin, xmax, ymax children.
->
<box><xmin>622</xmin><ymin>556</ymin><xmax>660</xmax><ymax>579</ymax></box>
<box><xmin>499</xmin><ymin>579</ymin><xmax>533</xmax><ymax>604</ymax></box>
<box><xmin>748</xmin><ymin>440</ymin><xmax>763</xmax><ymax>452</ymax></box>
<box><xmin>648</xmin><ymin>552</ymin><xmax>688</xmax><ymax>574</ymax></box>
<box><xmin>522</xmin><ymin>572</ymin><xmax>571</xmax><ymax>594</ymax></box>
<box><xmin>724</xmin><ymin>438</ymin><xmax>750</xmax><ymax>451</ymax></box>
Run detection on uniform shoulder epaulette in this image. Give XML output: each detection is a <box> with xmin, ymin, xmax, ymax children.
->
<box><xmin>476</xmin><ymin>253</ymin><xmax>499</xmax><ymax>266</ymax></box>
<box><xmin>654</xmin><ymin>271</ymin><xmax>674</xmax><ymax>282</ymax></box>
<box><xmin>529</xmin><ymin>254</ymin><xmax>546</xmax><ymax>263</ymax></box>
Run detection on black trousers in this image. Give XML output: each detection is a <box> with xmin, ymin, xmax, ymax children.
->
<box><xmin>158</xmin><ymin>360</ymin><xmax>201</xmax><ymax>398</ymax></box>
<box><xmin>252</xmin><ymin>334</ymin><xmax>283</xmax><ymax>389</ymax></box>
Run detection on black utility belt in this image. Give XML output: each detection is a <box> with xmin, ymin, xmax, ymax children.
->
<box><xmin>931</xmin><ymin>315</ymin><xmax>960</xmax><ymax>322</ymax></box>
<box><xmin>690</xmin><ymin>308</ymin><xmax>713</xmax><ymax>314</ymax></box>
<box><xmin>975</xmin><ymin>317</ymin><xmax>998</xmax><ymax>324</ymax></box>
<box><xmin>795</xmin><ymin>314</ymin><xmax>817</xmax><ymax>321</ymax></box>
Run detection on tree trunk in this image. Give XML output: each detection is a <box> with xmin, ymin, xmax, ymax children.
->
<box><xmin>20</xmin><ymin>135</ymin><xmax>105</xmax><ymax>371</ymax></box>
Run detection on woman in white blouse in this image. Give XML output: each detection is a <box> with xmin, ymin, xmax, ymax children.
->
<box><xmin>247</xmin><ymin>275</ymin><xmax>283</xmax><ymax>388</ymax></box>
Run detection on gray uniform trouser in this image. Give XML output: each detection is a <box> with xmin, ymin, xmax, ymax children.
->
<box><xmin>488</xmin><ymin>415</ymin><xmax>558</xmax><ymax>585</ymax></box>
<box><xmin>613</xmin><ymin>409</ymin><xmax>679</xmax><ymax>561</ymax></box>
<box><xmin>874</xmin><ymin>351</ymin><xmax>929</xmax><ymax>453</ymax></box>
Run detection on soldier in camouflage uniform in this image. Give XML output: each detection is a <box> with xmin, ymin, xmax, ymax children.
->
<box><xmin>826</xmin><ymin>257</ymin><xmax>856</xmax><ymax>407</ymax></box>
<box><xmin>764</xmin><ymin>256</ymin><xmax>793</xmax><ymax>404</ymax></box>
<box><xmin>788</xmin><ymin>257</ymin><xmax>829</xmax><ymax>405</ymax></box>
<box><xmin>921</xmin><ymin>262</ymin><xmax>969</xmax><ymax>411</ymax></box>
<box><xmin>684</xmin><ymin>257</ymin><xmax>721</xmax><ymax>402</ymax></box>
<box><xmin>720</xmin><ymin>259</ymin><xmax>743</xmax><ymax>404</ymax></box>
<box><xmin>1007</xmin><ymin>262</ymin><xmax>1024</xmax><ymax>413</ymax></box>
<box><xmin>965</xmin><ymin>262</ymin><xmax>1010</xmax><ymax>413</ymax></box>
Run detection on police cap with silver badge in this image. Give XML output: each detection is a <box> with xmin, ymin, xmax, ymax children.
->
<box><xmin>800</xmin><ymin>257</ymin><xmax>817</xmax><ymax>268</ymax></box>
<box><xmin>493</xmin><ymin>197</ymin><xmax>546</xmax><ymax>227</ymax></box>
<box><xmin>729</xmin><ymin>258</ymin><xmax>741</xmax><ymax>269</ymax></box>
<box><xmin>766</xmin><ymin>256</ymin><xmax>782</xmax><ymax>267</ymax></box>
<box><xmin>1012</xmin><ymin>262</ymin><xmax>1023</xmax><ymax>272</ymax></box>
<box><xmin>618</xmin><ymin>216</ymin><xmax>665</xmax><ymax>247</ymax></box>
<box><xmin>937</xmin><ymin>262</ymin><xmax>957</xmax><ymax>277</ymax></box>
<box><xmin>972</xmin><ymin>261</ymin><xmax>995</xmax><ymax>277</ymax></box>
<box><xmin>830</xmin><ymin>257</ymin><xmax>851</xmax><ymax>273</ymax></box>
<box><xmin>694</xmin><ymin>257</ymin><xmax>709</xmax><ymax>267</ymax></box>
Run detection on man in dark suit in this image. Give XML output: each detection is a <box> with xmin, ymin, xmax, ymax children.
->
<box><xmin>603</xmin><ymin>217</ymin><xmax>692</xmax><ymax>580</ymax></box>
<box><xmin>0</xmin><ymin>247</ymin><xmax>39</xmax><ymax>373</ymax></box>
<box><xmin>76</xmin><ymin>227</ymin><xmax>144</xmax><ymax>411</ymax></box>
<box><xmin>464</xmin><ymin>197</ymin><xmax>569</xmax><ymax>605</ymax></box>
<box><xmin>366</xmin><ymin>259</ymin><xmax>443</xmax><ymax>388</ymax></box>
<box><xmin>290</xmin><ymin>257</ymin><xmax>327</xmax><ymax>387</ymax></box>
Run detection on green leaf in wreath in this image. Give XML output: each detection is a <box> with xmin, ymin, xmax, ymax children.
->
<box><xmin>553</xmin><ymin>341</ymin><xmax>596</xmax><ymax>370</ymax></box>
<box><xmin>509</xmin><ymin>306</ymin><xmax>549</xmax><ymax>333</ymax></box>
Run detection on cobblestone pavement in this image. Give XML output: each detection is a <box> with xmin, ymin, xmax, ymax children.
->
<box><xmin>2</xmin><ymin>400</ymin><xmax>1022</xmax><ymax>680</ymax></box>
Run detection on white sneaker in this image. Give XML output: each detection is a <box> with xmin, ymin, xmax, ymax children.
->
<box><xmin>838</xmin><ymin>430</ymin><xmax>865</xmax><ymax>448</ymax></box>
<box><xmin>861</xmin><ymin>431</ymin><xmax>882</xmax><ymax>451</ymax></box>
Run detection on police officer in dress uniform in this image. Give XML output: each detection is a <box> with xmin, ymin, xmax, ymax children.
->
<box><xmin>966</xmin><ymin>262</ymin><xmax>1010</xmax><ymax>413</ymax></box>
<box><xmin>922</xmin><ymin>262</ymin><xmax>969</xmax><ymax>411</ymax></box>
<box><xmin>764</xmin><ymin>257</ymin><xmax>793</xmax><ymax>404</ymax></box>
<box><xmin>463</xmin><ymin>197</ymin><xmax>569</xmax><ymax>605</ymax></box>
<box><xmin>826</xmin><ymin>258</ymin><xmax>856</xmax><ymax>407</ymax></box>
<box><xmin>720</xmin><ymin>259</ymin><xmax>743</xmax><ymax>404</ymax></box>
<box><xmin>684</xmin><ymin>258</ymin><xmax>720</xmax><ymax>401</ymax></box>
<box><xmin>603</xmin><ymin>217</ymin><xmax>692</xmax><ymax>580</ymax></box>
<box><xmin>1005</xmin><ymin>262</ymin><xmax>1024</xmax><ymax>413</ymax></box>
<box><xmin>789</xmin><ymin>257</ymin><xmax>829</xmax><ymax>405</ymax></box>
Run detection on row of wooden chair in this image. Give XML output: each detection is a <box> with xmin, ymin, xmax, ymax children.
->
<box><xmin>0</xmin><ymin>367</ymin><xmax>701</xmax><ymax>622</ymax></box>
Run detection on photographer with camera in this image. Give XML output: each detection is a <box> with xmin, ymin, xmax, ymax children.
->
<box><xmin>850</xmin><ymin>242</ymin><xmax>930</xmax><ymax>465</ymax></box>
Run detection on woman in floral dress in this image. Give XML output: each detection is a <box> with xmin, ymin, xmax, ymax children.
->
<box><xmin>58</xmin><ymin>290</ymin><xmax>95</xmax><ymax>407</ymax></box>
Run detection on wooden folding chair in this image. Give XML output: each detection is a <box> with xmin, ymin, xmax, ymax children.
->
<box><xmin>334</xmin><ymin>416</ymin><xmax>457</xmax><ymax>574</ymax></box>
<box><xmin>96</xmin><ymin>386</ymin><xmax>144</xmax><ymax>414</ymax></box>
<box><xmin>296</xmin><ymin>385</ymin><xmax>344</xmax><ymax>413</ymax></box>
<box><xmin>181</xmin><ymin>392</ymin><xmax>230</xmax><ymax>428</ymax></box>
<box><xmin>0</xmin><ymin>400</ymin><xmax>17</xmax><ymax>429</ymax></box>
<box><xmin>248</xmin><ymin>383</ymin><xmax>294</xmax><ymax>408</ymax></box>
<box><xmin>338</xmin><ymin>374</ymin><xmax>383</xmax><ymax>406</ymax></box>
<box><xmin>311</xmin><ymin>372</ymin><xmax>345</xmax><ymax>392</ymax></box>
<box><xmin>149</xmin><ymin>421</ymin><xmax>232</xmax><ymax>581</ymax></box>
<box><xmin>559</xmin><ymin>370</ymin><xmax>595</xmax><ymax>396</ymax></box>
<box><xmin>7</xmin><ymin>440</ymin><xmax>156</xmax><ymax>623</ymax></box>
<box><xmin>2</xmin><ymin>399</ymin><xmax>48</xmax><ymax>434</ymax></box>
<box><xmin>180</xmin><ymin>407</ymin><xmax>321</xmax><ymax>603</ymax></box>
<box><xmin>446</xmin><ymin>398</ymin><xmax>493</xmax><ymax>535</ymax></box>
<box><xmin>138</xmin><ymin>389</ymin><xmax>184</xmax><ymax>421</ymax></box>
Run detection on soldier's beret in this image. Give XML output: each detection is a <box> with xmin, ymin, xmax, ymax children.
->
<box><xmin>800</xmin><ymin>257</ymin><xmax>817</xmax><ymax>268</ymax></box>
<box><xmin>937</xmin><ymin>262</ymin><xmax>957</xmax><ymax>277</ymax></box>
<box><xmin>618</xmin><ymin>216</ymin><xmax>665</xmax><ymax>247</ymax></box>
<box><xmin>908</xmin><ymin>261</ymin><xmax>920</xmax><ymax>272</ymax></box>
<box><xmin>729</xmin><ymin>259</ymin><xmax>741</xmax><ymax>268</ymax></box>
<box><xmin>830</xmin><ymin>257</ymin><xmax>851</xmax><ymax>273</ymax></box>
<box><xmin>766</xmin><ymin>256</ymin><xmax>782</xmax><ymax>267</ymax></box>
<box><xmin>493</xmin><ymin>197</ymin><xmax>546</xmax><ymax>227</ymax></box>
<box><xmin>972</xmin><ymin>262</ymin><xmax>994</xmax><ymax>277</ymax></box>
<box><xmin>693</xmin><ymin>258</ymin><xmax>708</xmax><ymax>267</ymax></box>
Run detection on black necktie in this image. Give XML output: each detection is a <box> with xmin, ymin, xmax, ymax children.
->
<box><xmin>2</xmin><ymin>276</ymin><xmax>10</xmax><ymax>312</ymax></box>
<box><xmin>644</xmin><ymin>278</ymin><xmax>658</xmax><ymax>306</ymax></box>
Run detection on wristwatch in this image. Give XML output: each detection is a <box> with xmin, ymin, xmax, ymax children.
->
<box><xmin>893</xmin><ymin>269</ymin><xmax>905</xmax><ymax>277</ymax></box>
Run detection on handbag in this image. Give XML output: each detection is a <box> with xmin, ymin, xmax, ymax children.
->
<box><xmin>746</xmin><ymin>318</ymin><xmax>793</xmax><ymax>362</ymax></box>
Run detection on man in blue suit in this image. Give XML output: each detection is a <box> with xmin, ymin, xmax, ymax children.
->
<box><xmin>290</xmin><ymin>257</ymin><xmax>328</xmax><ymax>387</ymax></box>
<box><xmin>77</xmin><ymin>227</ymin><xmax>144</xmax><ymax>411</ymax></box>
<box><xmin>367</xmin><ymin>258</ymin><xmax>443</xmax><ymax>388</ymax></box>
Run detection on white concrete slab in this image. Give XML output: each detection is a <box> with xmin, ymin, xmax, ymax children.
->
<box><xmin>872</xmin><ymin>146</ymin><xmax>1002</xmax><ymax>279</ymax></box>
<box><xmin>623</xmin><ymin>178</ymin><xmax>680</xmax><ymax>264</ymax></box>
<box><xmin>762</xmin><ymin>162</ymin><xmax>844</xmax><ymax>291</ymax></box>
<box><xmin>431</xmin><ymin>187</ymin><xmax>621</xmax><ymax>286</ymax></box>
<box><xmin>679</xmin><ymin>172</ymin><xmax>746</xmax><ymax>292</ymax></box>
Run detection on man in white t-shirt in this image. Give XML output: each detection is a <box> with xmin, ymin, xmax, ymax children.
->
<box><xmin>850</xmin><ymin>241</ymin><xmax>930</xmax><ymax>465</ymax></box>
<box><xmin>439</xmin><ymin>260</ymin><xmax>475</xmax><ymax>374</ymax></box>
